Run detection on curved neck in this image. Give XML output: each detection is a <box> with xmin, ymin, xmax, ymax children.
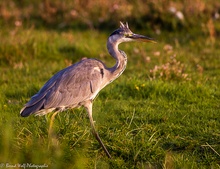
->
<box><xmin>107</xmin><ymin>37</ymin><xmax>127</xmax><ymax>81</ymax></box>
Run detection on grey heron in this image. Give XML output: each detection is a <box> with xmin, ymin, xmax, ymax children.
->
<box><xmin>20</xmin><ymin>22</ymin><xmax>156</xmax><ymax>158</ymax></box>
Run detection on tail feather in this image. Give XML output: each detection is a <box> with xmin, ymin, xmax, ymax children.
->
<box><xmin>20</xmin><ymin>99</ymin><xmax>45</xmax><ymax>117</ymax></box>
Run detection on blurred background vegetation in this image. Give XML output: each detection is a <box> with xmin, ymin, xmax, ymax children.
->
<box><xmin>0</xmin><ymin>0</ymin><xmax>220</xmax><ymax>33</ymax></box>
<box><xmin>0</xmin><ymin>0</ymin><xmax>220</xmax><ymax>168</ymax></box>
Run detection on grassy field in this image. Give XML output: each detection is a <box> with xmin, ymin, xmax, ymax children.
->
<box><xmin>0</xmin><ymin>14</ymin><xmax>220</xmax><ymax>169</ymax></box>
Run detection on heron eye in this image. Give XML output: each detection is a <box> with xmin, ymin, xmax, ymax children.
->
<box><xmin>125</xmin><ymin>33</ymin><xmax>132</xmax><ymax>38</ymax></box>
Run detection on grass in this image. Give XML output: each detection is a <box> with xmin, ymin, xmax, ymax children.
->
<box><xmin>0</xmin><ymin>23</ymin><xmax>220</xmax><ymax>169</ymax></box>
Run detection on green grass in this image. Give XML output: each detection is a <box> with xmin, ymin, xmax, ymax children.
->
<box><xmin>0</xmin><ymin>25</ymin><xmax>220</xmax><ymax>169</ymax></box>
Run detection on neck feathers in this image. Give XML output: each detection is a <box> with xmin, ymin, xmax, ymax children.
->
<box><xmin>107</xmin><ymin>36</ymin><xmax>127</xmax><ymax>81</ymax></box>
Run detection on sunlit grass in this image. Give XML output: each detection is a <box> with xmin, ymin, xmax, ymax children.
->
<box><xmin>0</xmin><ymin>26</ymin><xmax>219</xmax><ymax>168</ymax></box>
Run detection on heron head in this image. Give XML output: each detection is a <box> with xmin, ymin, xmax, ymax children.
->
<box><xmin>109</xmin><ymin>22</ymin><xmax>156</xmax><ymax>44</ymax></box>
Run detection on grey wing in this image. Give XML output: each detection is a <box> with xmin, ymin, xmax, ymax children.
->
<box><xmin>20</xmin><ymin>59</ymin><xmax>105</xmax><ymax>117</ymax></box>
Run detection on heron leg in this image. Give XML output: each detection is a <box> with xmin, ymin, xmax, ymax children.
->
<box><xmin>84</xmin><ymin>101</ymin><xmax>112</xmax><ymax>158</ymax></box>
<box><xmin>48</xmin><ymin>111</ymin><xmax>59</xmax><ymax>136</ymax></box>
<box><xmin>47</xmin><ymin>111</ymin><xmax>59</xmax><ymax>149</ymax></box>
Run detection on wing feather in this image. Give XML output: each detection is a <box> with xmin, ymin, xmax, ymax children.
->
<box><xmin>20</xmin><ymin>59</ymin><xmax>106</xmax><ymax>116</ymax></box>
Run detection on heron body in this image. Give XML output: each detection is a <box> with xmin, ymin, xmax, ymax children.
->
<box><xmin>20</xmin><ymin>22</ymin><xmax>155</xmax><ymax>158</ymax></box>
<box><xmin>21</xmin><ymin>59</ymin><xmax>110</xmax><ymax>116</ymax></box>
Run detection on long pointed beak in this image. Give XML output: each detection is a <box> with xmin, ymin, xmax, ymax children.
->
<box><xmin>129</xmin><ymin>33</ymin><xmax>157</xmax><ymax>43</ymax></box>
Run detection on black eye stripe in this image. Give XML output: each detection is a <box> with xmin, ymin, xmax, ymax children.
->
<box><xmin>109</xmin><ymin>27</ymin><xmax>132</xmax><ymax>37</ymax></box>
<box><xmin>110</xmin><ymin>29</ymin><xmax>121</xmax><ymax>36</ymax></box>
